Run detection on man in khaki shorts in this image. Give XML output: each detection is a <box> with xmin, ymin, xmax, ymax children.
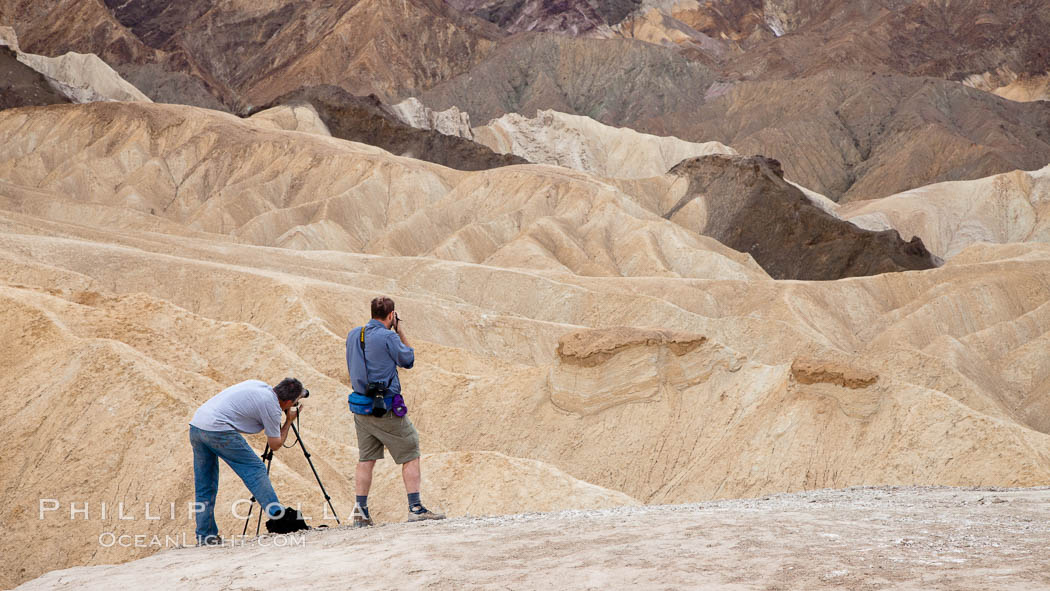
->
<box><xmin>346</xmin><ymin>296</ymin><xmax>444</xmax><ymax>526</ymax></box>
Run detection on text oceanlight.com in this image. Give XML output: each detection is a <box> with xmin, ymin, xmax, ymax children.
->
<box><xmin>97</xmin><ymin>532</ymin><xmax>306</xmax><ymax>548</ymax></box>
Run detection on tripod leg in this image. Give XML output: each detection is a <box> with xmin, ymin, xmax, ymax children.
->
<box><xmin>291</xmin><ymin>422</ymin><xmax>341</xmax><ymax>524</ymax></box>
<box><xmin>242</xmin><ymin>445</ymin><xmax>272</xmax><ymax>536</ymax></box>
<box><xmin>255</xmin><ymin>447</ymin><xmax>274</xmax><ymax>536</ymax></box>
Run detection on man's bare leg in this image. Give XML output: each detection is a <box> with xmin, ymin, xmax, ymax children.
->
<box><xmin>402</xmin><ymin>457</ymin><xmax>421</xmax><ymax>494</ymax></box>
<box><xmin>354</xmin><ymin>460</ymin><xmax>376</xmax><ymax>526</ymax></box>
<box><xmin>402</xmin><ymin>457</ymin><xmax>445</xmax><ymax>520</ymax></box>
<box><xmin>356</xmin><ymin>460</ymin><xmax>376</xmax><ymax>496</ymax></box>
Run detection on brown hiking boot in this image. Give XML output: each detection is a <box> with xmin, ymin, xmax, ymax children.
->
<box><xmin>407</xmin><ymin>506</ymin><xmax>446</xmax><ymax>522</ymax></box>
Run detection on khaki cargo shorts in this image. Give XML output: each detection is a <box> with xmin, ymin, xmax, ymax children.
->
<box><xmin>354</xmin><ymin>413</ymin><xmax>421</xmax><ymax>464</ymax></box>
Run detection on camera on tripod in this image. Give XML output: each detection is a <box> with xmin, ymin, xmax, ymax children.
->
<box><xmin>244</xmin><ymin>385</ymin><xmax>340</xmax><ymax>537</ymax></box>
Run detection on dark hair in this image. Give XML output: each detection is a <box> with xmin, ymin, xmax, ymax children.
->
<box><xmin>273</xmin><ymin>377</ymin><xmax>305</xmax><ymax>401</ymax></box>
<box><xmin>371</xmin><ymin>296</ymin><xmax>396</xmax><ymax>319</ymax></box>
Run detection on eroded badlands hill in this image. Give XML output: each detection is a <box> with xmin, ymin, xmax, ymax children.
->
<box><xmin>1</xmin><ymin>0</ymin><xmax>504</xmax><ymax>110</ymax></box>
<box><xmin>840</xmin><ymin>165</ymin><xmax>1050</xmax><ymax>260</ymax></box>
<box><xmin>2</xmin><ymin>101</ymin><xmax>1050</xmax><ymax>587</ymax></box>
<box><xmin>6</xmin><ymin>0</ymin><xmax>1049</xmax><ymax>201</ymax></box>
<box><xmin>423</xmin><ymin>60</ymin><xmax>1050</xmax><ymax>201</ymax></box>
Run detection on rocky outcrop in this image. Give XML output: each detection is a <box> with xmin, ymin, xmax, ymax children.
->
<box><xmin>665</xmin><ymin>155</ymin><xmax>939</xmax><ymax>280</ymax></box>
<box><xmin>0</xmin><ymin>27</ymin><xmax>149</xmax><ymax>106</ymax></box>
<box><xmin>264</xmin><ymin>86</ymin><xmax>526</xmax><ymax>171</ymax></box>
<box><xmin>473</xmin><ymin>109</ymin><xmax>735</xmax><ymax>178</ymax></box>
<box><xmin>676</xmin><ymin>72</ymin><xmax>1050</xmax><ymax>202</ymax></box>
<box><xmin>791</xmin><ymin>358</ymin><xmax>878</xmax><ymax>390</ymax></box>
<box><xmin>5</xmin><ymin>1</ymin><xmax>1049</xmax><ymax>202</ymax></box>
<box><xmin>551</xmin><ymin>327</ymin><xmax>743</xmax><ymax>415</ymax></box>
<box><xmin>389</xmin><ymin>97</ymin><xmax>474</xmax><ymax>139</ymax></box>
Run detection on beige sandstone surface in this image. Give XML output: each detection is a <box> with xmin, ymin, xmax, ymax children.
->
<box><xmin>839</xmin><ymin>166</ymin><xmax>1050</xmax><ymax>260</ymax></box>
<box><xmin>994</xmin><ymin>75</ymin><xmax>1050</xmax><ymax>103</ymax></box>
<box><xmin>3</xmin><ymin>101</ymin><xmax>1050</xmax><ymax>587</ymax></box>
<box><xmin>247</xmin><ymin>102</ymin><xmax>332</xmax><ymax>136</ymax></box>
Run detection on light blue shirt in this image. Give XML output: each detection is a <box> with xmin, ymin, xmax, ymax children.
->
<box><xmin>346</xmin><ymin>319</ymin><xmax>414</xmax><ymax>397</ymax></box>
<box><xmin>189</xmin><ymin>380</ymin><xmax>283</xmax><ymax>437</ymax></box>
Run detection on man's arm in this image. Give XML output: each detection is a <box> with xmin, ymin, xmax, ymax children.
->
<box><xmin>391</xmin><ymin>324</ymin><xmax>414</xmax><ymax>368</ymax></box>
<box><xmin>267</xmin><ymin>405</ymin><xmax>299</xmax><ymax>452</ymax></box>
<box><xmin>394</xmin><ymin>319</ymin><xmax>410</xmax><ymax>348</ymax></box>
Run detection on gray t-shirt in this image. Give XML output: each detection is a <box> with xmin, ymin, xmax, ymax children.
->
<box><xmin>190</xmin><ymin>380</ymin><xmax>283</xmax><ymax>437</ymax></box>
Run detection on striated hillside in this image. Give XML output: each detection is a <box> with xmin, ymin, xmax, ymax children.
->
<box><xmin>5</xmin><ymin>0</ymin><xmax>1048</xmax><ymax>200</ymax></box>
<box><xmin>423</xmin><ymin>60</ymin><xmax>1050</xmax><ymax>201</ymax></box>
<box><xmin>419</xmin><ymin>33</ymin><xmax>719</xmax><ymax>127</ymax></box>
<box><xmin>4</xmin><ymin>101</ymin><xmax>1050</xmax><ymax>587</ymax></box>
<box><xmin>724</xmin><ymin>0</ymin><xmax>1050</xmax><ymax>85</ymax></box>
<box><xmin>1</xmin><ymin>0</ymin><xmax>503</xmax><ymax>110</ymax></box>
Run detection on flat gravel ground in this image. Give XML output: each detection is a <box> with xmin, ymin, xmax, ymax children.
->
<box><xmin>18</xmin><ymin>486</ymin><xmax>1050</xmax><ymax>590</ymax></box>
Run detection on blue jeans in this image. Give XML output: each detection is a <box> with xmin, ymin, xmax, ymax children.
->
<box><xmin>189</xmin><ymin>425</ymin><xmax>282</xmax><ymax>542</ymax></box>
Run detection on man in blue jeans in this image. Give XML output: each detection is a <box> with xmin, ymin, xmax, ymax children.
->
<box><xmin>188</xmin><ymin>377</ymin><xmax>307</xmax><ymax>545</ymax></box>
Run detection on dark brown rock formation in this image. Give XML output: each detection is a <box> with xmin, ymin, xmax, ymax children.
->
<box><xmin>263</xmin><ymin>86</ymin><xmax>528</xmax><ymax>171</ymax></box>
<box><xmin>0</xmin><ymin>46</ymin><xmax>70</xmax><ymax>110</ymax></box>
<box><xmin>665</xmin><ymin>154</ymin><xmax>939</xmax><ymax>280</ymax></box>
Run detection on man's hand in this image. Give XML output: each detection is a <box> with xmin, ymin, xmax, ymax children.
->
<box><xmin>286</xmin><ymin>403</ymin><xmax>302</xmax><ymax>420</ymax></box>
<box><xmin>394</xmin><ymin>318</ymin><xmax>410</xmax><ymax>347</ymax></box>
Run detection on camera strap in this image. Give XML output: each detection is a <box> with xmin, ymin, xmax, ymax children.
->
<box><xmin>359</xmin><ymin>326</ymin><xmax>392</xmax><ymax>392</ymax></box>
<box><xmin>359</xmin><ymin>326</ymin><xmax>369</xmax><ymax>382</ymax></box>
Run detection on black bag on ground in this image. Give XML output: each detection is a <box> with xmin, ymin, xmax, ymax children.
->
<box><xmin>265</xmin><ymin>508</ymin><xmax>310</xmax><ymax>534</ymax></box>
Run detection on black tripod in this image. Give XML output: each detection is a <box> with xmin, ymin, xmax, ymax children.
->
<box><xmin>242</xmin><ymin>409</ymin><xmax>341</xmax><ymax>536</ymax></box>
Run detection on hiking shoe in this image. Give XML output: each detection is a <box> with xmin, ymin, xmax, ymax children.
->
<box><xmin>353</xmin><ymin>513</ymin><xmax>374</xmax><ymax>528</ymax></box>
<box><xmin>407</xmin><ymin>505</ymin><xmax>446</xmax><ymax>522</ymax></box>
<box><xmin>197</xmin><ymin>535</ymin><xmax>224</xmax><ymax>547</ymax></box>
